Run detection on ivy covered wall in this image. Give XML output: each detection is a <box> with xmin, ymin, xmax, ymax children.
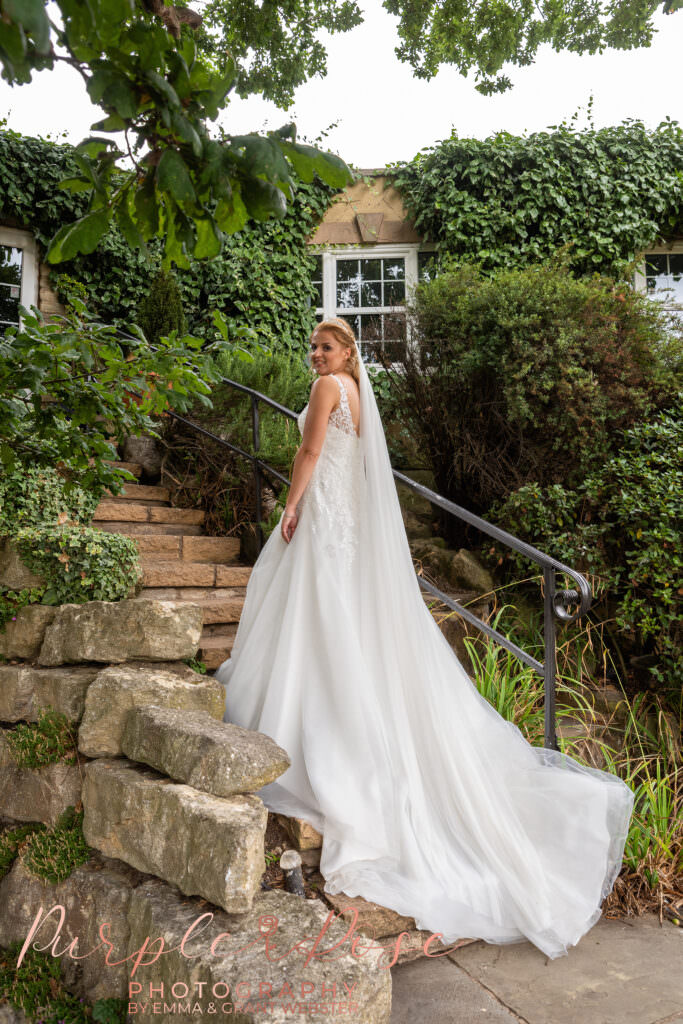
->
<box><xmin>387</xmin><ymin>119</ymin><xmax>683</xmax><ymax>276</ymax></box>
<box><xmin>4</xmin><ymin>120</ymin><xmax>683</xmax><ymax>351</ymax></box>
<box><xmin>0</xmin><ymin>128</ymin><xmax>335</xmax><ymax>350</ymax></box>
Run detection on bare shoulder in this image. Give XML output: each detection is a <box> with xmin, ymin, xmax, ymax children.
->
<box><xmin>310</xmin><ymin>374</ymin><xmax>341</xmax><ymax>403</ymax></box>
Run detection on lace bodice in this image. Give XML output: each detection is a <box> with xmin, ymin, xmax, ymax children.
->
<box><xmin>296</xmin><ymin>374</ymin><xmax>361</xmax><ymax>578</ymax></box>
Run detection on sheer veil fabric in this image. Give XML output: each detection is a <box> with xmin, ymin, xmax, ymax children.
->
<box><xmin>214</xmin><ymin>338</ymin><xmax>635</xmax><ymax>960</ymax></box>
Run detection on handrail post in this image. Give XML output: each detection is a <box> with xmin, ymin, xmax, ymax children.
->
<box><xmin>251</xmin><ymin>394</ymin><xmax>263</xmax><ymax>554</ymax></box>
<box><xmin>543</xmin><ymin>566</ymin><xmax>558</xmax><ymax>751</ymax></box>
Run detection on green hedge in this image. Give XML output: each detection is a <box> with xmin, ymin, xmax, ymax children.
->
<box><xmin>388</xmin><ymin>119</ymin><xmax>683</xmax><ymax>276</ymax></box>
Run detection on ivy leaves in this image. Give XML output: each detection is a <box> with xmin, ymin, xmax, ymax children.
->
<box><xmin>0</xmin><ymin>0</ymin><xmax>353</xmax><ymax>269</ymax></box>
<box><xmin>387</xmin><ymin>120</ymin><xmax>683</xmax><ymax>278</ymax></box>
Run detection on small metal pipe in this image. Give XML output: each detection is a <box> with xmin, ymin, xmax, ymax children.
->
<box><xmin>543</xmin><ymin>567</ymin><xmax>558</xmax><ymax>751</ymax></box>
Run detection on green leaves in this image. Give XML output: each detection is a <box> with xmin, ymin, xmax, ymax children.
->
<box><xmin>1</xmin><ymin>0</ymin><xmax>356</xmax><ymax>268</ymax></box>
<box><xmin>156</xmin><ymin>149</ymin><xmax>197</xmax><ymax>203</ymax></box>
<box><xmin>388</xmin><ymin>121</ymin><xmax>683</xmax><ymax>278</ymax></box>
<box><xmin>2</xmin><ymin>0</ymin><xmax>51</xmax><ymax>54</ymax></box>
<box><xmin>278</xmin><ymin>140</ymin><xmax>351</xmax><ymax>188</ymax></box>
<box><xmin>46</xmin><ymin>210</ymin><xmax>111</xmax><ymax>263</ymax></box>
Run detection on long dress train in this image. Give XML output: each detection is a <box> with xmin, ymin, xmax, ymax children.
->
<box><xmin>214</xmin><ymin>370</ymin><xmax>635</xmax><ymax>960</ymax></box>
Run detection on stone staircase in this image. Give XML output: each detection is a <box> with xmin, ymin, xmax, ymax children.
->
<box><xmin>93</xmin><ymin>460</ymin><xmax>250</xmax><ymax>670</ymax></box>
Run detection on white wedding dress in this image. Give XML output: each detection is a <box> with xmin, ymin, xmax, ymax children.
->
<box><xmin>214</xmin><ymin>366</ymin><xmax>635</xmax><ymax>960</ymax></box>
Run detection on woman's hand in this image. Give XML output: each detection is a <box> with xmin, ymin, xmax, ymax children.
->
<box><xmin>281</xmin><ymin>507</ymin><xmax>299</xmax><ymax>543</ymax></box>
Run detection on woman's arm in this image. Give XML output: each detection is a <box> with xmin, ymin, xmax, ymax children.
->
<box><xmin>281</xmin><ymin>375</ymin><xmax>338</xmax><ymax>542</ymax></box>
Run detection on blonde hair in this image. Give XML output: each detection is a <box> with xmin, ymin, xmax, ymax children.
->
<box><xmin>309</xmin><ymin>317</ymin><xmax>361</xmax><ymax>386</ymax></box>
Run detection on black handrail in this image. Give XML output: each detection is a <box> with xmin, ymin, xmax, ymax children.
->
<box><xmin>137</xmin><ymin>371</ymin><xmax>592</xmax><ymax>752</ymax></box>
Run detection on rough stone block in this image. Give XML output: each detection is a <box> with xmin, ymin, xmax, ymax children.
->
<box><xmin>0</xmin><ymin>664</ymin><xmax>100</xmax><ymax>723</ymax></box>
<box><xmin>124</xmin><ymin>878</ymin><xmax>393</xmax><ymax>1023</ymax></box>
<box><xmin>0</xmin><ymin>728</ymin><xmax>82</xmax><ymax>827</ymax></box>
<box><xmin>77</xmin><ymin>662</ymin><xmax>225</xmax><ymax>757</ymax></box>
<box><xmin>0</xmin><ymin>850</ymin><xmax>149</xmax><ymax>1001</ymax></box>
<box><xmin>82</xmin><ymin>758</ymin><xmax>267</xmax><ymax>913</ymax></box>
<box><xmin>120</xmin><ymin>705</ymin><xmax>291</xmax><ymax>797</ymax></box>
<box><xmin>0</xmin><ymin>605</ymin><xmax>58</xmax><ymax>660</ymax></box>
<box><xmin>38</xmin><ymin>599</ymin><xmax>203</xmax><ymax>666</ymax></box>
<box><xmin>277</xmin><ymin>814</ymin><xmax>323</xmax><ymax>850</ymax></box>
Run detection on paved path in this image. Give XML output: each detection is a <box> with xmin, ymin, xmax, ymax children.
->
<box><xmin>390</xmin><ymin>912</ymin><xmax>683</xmax><ymax>1024</ymax></box>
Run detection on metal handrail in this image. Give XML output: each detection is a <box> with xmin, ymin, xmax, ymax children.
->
<box><xmin>130</xmin><ymin>372</ymin><xmax>592</xmax><ymax>751</ymax></box>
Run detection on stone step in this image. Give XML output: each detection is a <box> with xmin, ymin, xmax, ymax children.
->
<box><xmin>93</xmin><ymin>501</ymin><xmax>204</xmax><ymax>526</ymax></box>
<box><xmin>137</xmin><ymin>586</ymin><xmax>248</xmax><ymax>602</ymax></box>
<box><xmin>104</xmin><ymin>483</ymin><xmax>171</xmax><ymax>503</ymax></box>
<box><xmin>135</xmin><ymin>590</ymin><xmax>246</xmax><ymax>624</ymax></box>
<box><xmin>201</xmin><ymin>621</ymin><xmax>241</xmax><ymax>637</ymax></box>
<box><xmin>140</xmin><ymin>563</ymin><xmax>252</xmax><ymax>588</ymax></box>
<box><xmin>102</xmin><ymin>459</ymin><xmax>143</xmax><ymax>477</ymax></box>
<box><xmin>197</xmin><ymin>632</ymin><xmax>237</xmax><ymax>669</ymax></box>
<box><xmin>133</xmin><ymin>535</ymin><xmax>241</xmax><ymax>564</ymax></box>
<box><xmin>95</xmin><ymin>521</ymin><xmax>205</xmax><ymax>537</ymax></box>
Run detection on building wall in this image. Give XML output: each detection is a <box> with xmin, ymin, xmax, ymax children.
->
<box><xmin>308</xmin><ymin>174</ymin><xmax>421</xmax><ymax>247</ymax></box>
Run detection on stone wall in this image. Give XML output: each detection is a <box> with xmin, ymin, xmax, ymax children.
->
<box><xmin>38</xmin><ymin>260</ymin><xmax>66</xmax><ymax>318</ymax></box>
<box><xmin>0</xmin><ymin>597</ymin><xmax>393</xmax><ymax>1023</ymax></box>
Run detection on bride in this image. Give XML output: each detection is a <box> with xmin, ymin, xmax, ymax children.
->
<box><xmin>214</xmin><ymin>316</ymin><xmax>635</xmax><ymax>960</ymax></box>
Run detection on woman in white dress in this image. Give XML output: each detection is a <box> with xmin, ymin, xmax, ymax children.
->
<box><xmin>214</xmin><ymin>317</ymin><xmax>635</xmax><ymax>960</ymax></box>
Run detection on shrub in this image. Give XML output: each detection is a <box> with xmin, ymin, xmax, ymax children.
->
<box><xmin>387</xmin><ymin>119</ymin><xmax>683</xmax><ymax>277</ymax></box>
<box><xmin>385</xmin><ymin>261</ymin><xmax>683</xmax><ymax>545</ymax></box>
<box><xmin>136</xmin><ymin>269</ymin><xmax>187</xmax><ymax>346</ymax></box>
<box><xmin>0</xmin><ymin>465</ymin><xmax>100</xmax><ymax>536</ymax></box>
<box><xmin>485</xmin><ymin>397</ymin><xmax>683</xmax><ymax>707</ymax></box>
<box><xmin>11</xmin><ymin>524</ymin><xmax>142</xmax><ymax>607</ymax></box>
<box><xmin>0</xmin><ymin>466</ymin><xmax>142</xmax><ymax>632</ymax></box>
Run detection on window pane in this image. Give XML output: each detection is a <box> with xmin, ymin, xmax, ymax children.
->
<box><xmin>383</xmin><ymin>340</ymin><xmax>407</xmax><ymax>362</ymax></box>
<box><xmin>383</xmin><ymin>258</ymin><xmax>405</xmax><ymax>280</ymax></box>
<box><xmin>360</xmin><ymin>258</ymin><xmax>382</xmax><ymax>280</ymax></box>
<box><xmin>669</xmin><ymin>255</ymin><xmax>683</xmax><ymax>303</ymax></box>
<box><xmin>0</xmin><ymin>245</ymin><xmax>23</xmax><ymax>327</ymax></box>
<box><xmin>0</xmin><ymin>285</ymin><xmax>20</xmax><ymax>325</ymax></box>
<box><xmin>337</xmin><ymin>280</ymin><xmax>360</xmax><ymax>307</ymax></box>
<box><xmin>644</xmin><ymin>254</ymin><xmax>667</xmax><ymax>277</ymax></box>
<box><xmin>383</xmin><ymin>280</ymin><xmax>405</xmax><ymax>306</ymax></box>
<box><xmin>340</xmin><ymin>313</ymin><xmax>360</xmax><ymax>338</ymax></box>
<box><xmin>336</xmin><ymin>259</ymin><xmax>359</xmax><ymax>282</ymax></box>
<box><xmin>361</xmin><ymin>281</ymin><xmax>382</xmax><ymax>306</ymax></box>
<box><xmin>0</xmin><ymin>245</ymin><xmax>22</xmax><ymax>286</ymax></box>
<box><xmin>311</xmin><ymin>254</ymin><xmax>323</xmax><ymax>307</ymax></box>
<box><xmin>644</xmin><ymin>252</ymin><xmax>683</xmax><ymax>305</ymax></box>
<box><xmin>359</xmin><ymin>313</ymin><xmax>382</xmax><ymax>340</ymax></box>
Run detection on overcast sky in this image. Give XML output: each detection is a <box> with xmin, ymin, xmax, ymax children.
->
<box><xmin>0</xmin><ymin>1</ymin><xmax>681</xmax><ymax>168</ymax></box>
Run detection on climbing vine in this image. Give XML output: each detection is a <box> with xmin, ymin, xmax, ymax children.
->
<box><xmin>0</xmin><ymin>127</ymin><xmax>336</xmax><ymax>350</ymax></box>
<box><xmin>386</xmin><ymin>119</ymin><xmax>683</xmax><ymax>277</ymax></box>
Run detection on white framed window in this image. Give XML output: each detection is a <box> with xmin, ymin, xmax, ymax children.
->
<box><xmin>0</xmin><ymin>226</ymin><xmax>39</xmax><ymax>331</ymax></box>
<box><xmin>634</xmin><ymin>243</ymin><xmax>683</xmax><ymax>313</ymax></box>
<box><xmin>309</xmin><ymin>243</ymin><xmax>438</xmax><ymax>365</ymax></box>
